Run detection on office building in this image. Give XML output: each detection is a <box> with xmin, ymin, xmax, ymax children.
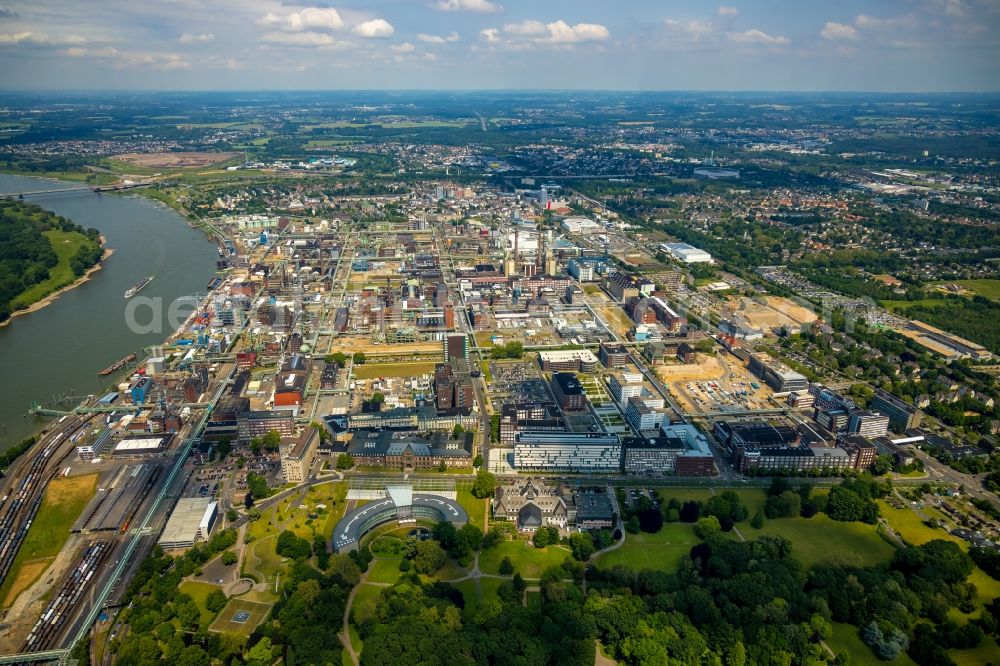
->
<box><xmin>870</xmin><ymin>389</ymin><xmax>923</xmax><ymax>432</ymax></box>
<box><xmin>538</xmin><ymin>349</ymin><xmax>600</xmax><ymax>373</ymax></box>
<box><xmin>747</xmin><ymin>352</ymin><xmax>808</xmax><ymax>394</ymax></box>
<box><xmin>848</xmin><ymin>410</ymin><xmax>890</xmax><ymax>439</ymax></box>
<box><xmin>598</xmin><ymin>343</ymin><xmax>630</xmax><ymax>368</ymax></box>
<box><xmin>551</xmin><ymin>372</ymin><xmax>588</xmax><ymax>411</ymax></box>
<box><xmin>622</xmin><ymin>423</ymin><xmax>715</xmax><ymax>476</ymax></box>
<box><xmin>624</xmin><ymin>396</ymin><xmax>664</xmax><ymax>432</ymax></box>
<box><xmin>514</xmin><ymin>432</ymin><xmax>621</xmax><ymax>472</ymax></box>
<box><xmin>492</xmin><ymin>478</ymin><xmax>572</xmax><ymax>531</ymax></box>
<box><xmin>444</xmin><ymin>334</ymin><xmax>468</xmax><ymax>362</ymax></box>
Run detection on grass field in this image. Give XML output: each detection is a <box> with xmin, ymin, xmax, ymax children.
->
<box><xmin>453</xmin><ymin>577</ymin><xmax>505</xmax><ymax>616</ymax></box>
<box><xmin>478</xmin><ymin>541</ymin><xmax>572</xmax><ymax>579</ymax></box>
<box><xmin>179</xmin><ymin>580</ymin><xmax>222</xmax><ymax>628</ymax></box>
<box><xmin>755</xmin><ymin>514</ymin><xmax>895</xmax><ymax>569</ymax></box>
<box><xmin>828</xmin><ymin>623</ymin><xmax>918</xmax><ymax>666</ymax></box>
<box><xmin>10</xmin><ymin>230</ymin><xmax>100</xmax><ymax>310</ymax></box>
<box><xmin>0</xmin><ymin>473</ymin><xmax>98</xmax><ymax>607</ymax></box>
<box><xmin>595</xmin><ymin>523</ymin><xmax>699</xmax><ymax>572</ymax></box>
<box><xmin>351</xmin><ymin>361</ymin><xmax>437</xmax><ymax>379</ymax></box>
<box><xmin>879</xmin><ymin>500</ymin><xmax>1000</xmax><ymax>610</ymax></box>
<box><xmin>208</xmin><ymin>598</ymin><xmax>272</xmax><ymax>635</ymax></box>
<box><xmin>881</xmin><ymin>298</ymin><xmax>950</xmax><ymax>312</ymax></box>
<box><xmin>457</xmin><ymin>489</ymin><xmax>488</xmax><ymax>531</ymax></box>
<box><xmin>937</xmin><ymin>279</ymin><xmax>1000</xmax><ymax>302</ymax></box>
<box><xmin>366</xmin><ymin>558</ymin><xmax>404</xmax><ymax>585</ymax></box>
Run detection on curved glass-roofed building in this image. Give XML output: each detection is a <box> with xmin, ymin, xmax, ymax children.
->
<box><xmin>332</xmin><ymin>485</ymin><xmax>468</xmax><ymax>552</ymax></box>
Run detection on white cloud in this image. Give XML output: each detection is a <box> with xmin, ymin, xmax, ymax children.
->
<box><xmin>435</xmin><ymin>0</ymin><xmax>503</xmax><ymax>13</ymax></box>
<box><xmin>260</xmin><ymin>31</ymin><xmax>339</xmax><ymax>47</ymax></box>
<box><xmin>0</xmin><ymin>31</ymin><xmax>86</xmax><ymax>46</ymax></box>
<box><xmin>418</xmin><ymin>31</ymin><xmax>459</xmax><ymax>44</ymax></box>
<box><xmin>351</xmin><ymin>19</ymin><xmax>394</xmax><ymax>38</ymax></box>
<box><xmin>179</xmin><ymin>32</ymin><xmax>214</xmax><ymax>44</ymax></box>
<box><xmin>820</xmin><ymin>21</ymin><xmax>859</xmax><ymax>41</ymax></box>
<box><xmin>64</xmin><ymin>46</ymin><xmax>118</xmax><ymax>58</ymax></box>
<box><xmin>944</xmin><ymin>0</ymin><xmax>967</xmax><ymax>17</ymax></box>
<box><xmin>0</xmin><ymin>6</ymin><xmax>18</xmax><ymax>19</ymax></box>
<box><xmin>717</xmin><ymin>6</ymin><xmax>738</xmax><ymax>17</ymax></box>
<box><xmin>479</xmin><ymin>28</ymin><xmax>500</xmax><ymax>42</ymax></box>
<box><xmin>728</xmin><ymin>28</ymin><xmax>790</xmax><ymax>45</ymax></box>
<box><xmin>64</xmin><ymin>46</ymin><xmax>190</xmax><ymax>71</ymax></box>
<box><xmin>663</xmin><ymin>19</ymin><xmax>714</xmax><ymax>37</ymax></box>
<box><xmin>502</xmin><ymin>19</ymin><xmax>610</xmax><ymax>44</ymax></box>
<box><xmin>392</xmin><ymin>42</ymin><xmax>415</xmax><ymax>53</ymax></box>
<box><xmin>854</xmin><ymin>14</ymin><xmax>918</xmax><ymax>30</ymax></box>
<box><xmin>257</xmin><ymin>8</ymin><xmax>344</xmax><ymax>32</ymax></box>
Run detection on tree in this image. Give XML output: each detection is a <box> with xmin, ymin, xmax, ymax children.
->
<box><xmin>471</xmin><ymin>469</ymin><xmax>497</xmax><ymax>499</ymax></box>
<box><xmin>765</xmin><ymin>491</ymin><xmax>801</xmax><ymax>519</ymax></box>
<box><xmin>569</xmin><ymin>532</ymin><xmax>596</xmax><ymax>561</ymax></box>
<box><xmin>177</xmin><ymin>646</ymin><xmax>210</xmax><ymax>666</ymax></box>
<box><xmin>335</xmin><ymin>453</ymin><xmax>354</xmax><ymax>470</ymax></box>
<box><xmin>225</xmin><ymin>508</ymin><xmax>238</xmax><ymax>522</ymax></box>
<box><xmin>625</xmin><ymin>515</ymin><xmax>641</xmax><ymax>534</ymax></box>
<box><xmin>473</xmin><ymin>454</ymin><xmax>483</xmax><ymax>468</ymax></box>
<box><xmin>751</xmin><ymin>509</ymin><xmax>765</xmax><ymax>529</ymax></box>
<box><xmin>275</xmin><ymin>530</ymin><xmax>313</xmax><ymax>560</ymax></box>
<box><xmin>324</xmin><ymin>351</ymin><xmax>348</xmax><ymax>368</ymax></box>
<box><xmin>452</xmin><ymin>424</ymin><xmax>465</xmax><ymax>439</ymax></box>
<box><xmin>512</xmin><ymin>572</ymin><xmax>526</xmax><ymax>593</ymax></box>
<box><xmin>206</xmin><ymin>589</ymin><xmax>228</xmax><ymax>613</ymax></box>
<box><xmin>221</xmin><ymin>551</ymin><xmax>238</xmax><ymax>566</ymax></box>
<box><xmin>244</xmin><ymin>637</ymin><xmax>274</xmax><ymax>666</ymax></box>
<box><xmin>310</xmin><ymin>420</ymin><xmax>330</xmax><ymax>442</ymax></box>
<box><xmin>352</xmin><ymin>352</ymin><xmax>366</xmax><ymax>364</ymax></box>
<box><xmin>532</xmin><ymin>526</ymin><xmax>558</xmax><ymax>548</ymax></box>
<box><xmin>437</xmin><ymin>460</ymin><xmax>447</xmax><ymax>473</ymax></box>
<box><xmin>637</xmin><ymin>505</ymin><xmax>664</xmax><ymax>533</ymax></box>
<box><xmin>246</xmin><ymin>473</ymin><xmax>271</xmax><ymax>500</ymax></box>
<box><xmin>215</xmin><ymin>438</ymin><xmax>232</xmax><ymax>460</ymax></box>
<box><xmin>498</xmin><ymin>556</ymin><xmax>515</xmax><ymax>576</ymax></box>
<box><xmin>679</xmin><ymin>500</ymin><xmax>701</xmax><ymax>523</ymax></box>
<box><xmin>411</xmin><ymin>540</ymin><xmax>447</xmax><ymax>574</ymax></box>
<box><xmin>695</xmin><ymin>515</ymin><xmax>722</xmax><ymax>539</ymax></box>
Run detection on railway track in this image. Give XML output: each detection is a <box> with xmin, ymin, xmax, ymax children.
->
<box><xmin>0</xmin><ymin>418</ymin><xmax>86</xmax><ymax>591</ymax></box>
<box><xmin>21</xmin><ymin>541</ymin><xmax>112</xmax><ymax>653</ymax></box>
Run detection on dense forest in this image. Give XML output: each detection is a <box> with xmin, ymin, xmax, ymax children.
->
<box><xmin>0</xmin><ymin>199</ymin><xmax>101</xmax><ymax>321</ymax></box>
<box><xmin>899</xmin><ymin>296</ymin><xmax>1000</xmax><ymax>355</ymax></box>
<box><xmin>105</xmin><ymin>478</ymin><xmax>1000</xmax><ymax>666</ymax></box>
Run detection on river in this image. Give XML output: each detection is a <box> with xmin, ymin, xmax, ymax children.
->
<box><xmin>0</xmin><ymin>173</ymin><xmax>219</xmax><ymax>450</ymax></box>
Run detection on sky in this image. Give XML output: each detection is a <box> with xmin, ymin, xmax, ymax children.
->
<box><xmin>0</xmin><ymin>0</ymin><xmax>998</xmax><ymax>91</ymax></box>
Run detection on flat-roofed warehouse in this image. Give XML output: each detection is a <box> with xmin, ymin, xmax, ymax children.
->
<box><xmin>111</xmin><ymin>434</ymin><xmax>172</xmax><ymax>458</ymax></box>
<box><xmin>159</xmin><ymin>497</ymin><xmax>218</xmax><ymax>548</ymax></box>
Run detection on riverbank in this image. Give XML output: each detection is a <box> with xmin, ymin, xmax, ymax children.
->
<box><xmin>0</xmin><ymin>239</ymin><xmax>113</xmax><ymax>330</ymax></box>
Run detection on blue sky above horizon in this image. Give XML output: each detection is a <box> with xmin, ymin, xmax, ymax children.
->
<box><xmin>0</xmin><ymin>0</ymin><xmax>998</xmax><ymax>92</ymax></box>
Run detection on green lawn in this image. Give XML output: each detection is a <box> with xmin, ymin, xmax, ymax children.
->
<box><xmin>880</xmin><ymin>500</ymin><xmax>1000</xmax><ymax>611</ymax></box>
<box><xmin>366</xmin><ymin>558</ymin><xmax>404</xmax><ymax>585</ymax></box>
<box><xmin>0</xmin><ymin>473</ymin><xmax>98</xmax><ymax>607</ymax></box>
<box><xmin>655</xmin><ymin>487</ymin><xmax>768</xmax><ymax>517</ymax></box>
<box><xmin>478</xmin><ymin>541</ymin><xmax>573</xmax><ymax>579</ymax></box>
<box><xmin>595</xmin><ymin>523</ymin><xmax>700</xmax><ymax>572</ymax></box>
<box><xmin>881</xmin><ymin>298</ymin><xmax>950</xmax><ymax>312</ymax></box>
<box><xmin>938</xmin><ymin>279</ymin><xmax>1000</xmax><ymax>302</ymax></box>
<box><xmin>951</xmin><ymin>636</ymin><xmax>1000</xmax><ymax>665</ymax></box>
<box><xmin>453</xmin><ymin>577</ymin><xmax>505</xmax><ymax>616</ymax></box>
<box><xmin>11</xmin><ymin>230</ymin><xmax>100</xmax><ymax>309</ymax></box>
<box><xmin>458</xmin><ymin>489</ymin><xmax>488</xmax><ymax>531</ymax></box>
<box><xmin>178</xmin><ymin>580</ymin><xmax>222</xmax><ymax>628</ymax></box>
<box><xmin>827</xmin><ymin>623</ymin><xmax>917</xmax><ymax>666</ymax></box>
<box><xmin>350</xmin><ymin>583</ymin><xmax>385</xmax><ymax>624</ymax></box>
<box><xmin>754</xmin><ymin>514</ymin><xmax>895</xmax><ymax>569</ymax></box>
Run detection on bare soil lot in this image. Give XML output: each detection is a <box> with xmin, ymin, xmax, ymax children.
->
<box><xmin>115</xmin><ymin>151</ymin><xmax>240</xmax><ymax>168</ymax></box>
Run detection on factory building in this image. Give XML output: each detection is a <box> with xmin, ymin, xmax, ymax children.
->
<box><xmin>159</xmin><ymin>497</ymin><xmax>218</xmax><ymax>549</ymax></box>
